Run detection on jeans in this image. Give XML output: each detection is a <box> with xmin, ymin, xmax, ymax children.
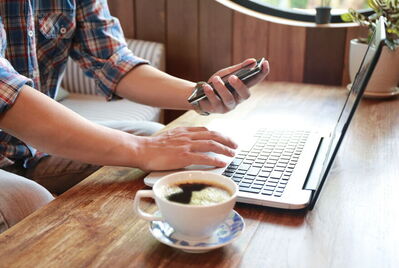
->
<box><xmin>0</xmin><ymin>121</ymin><xmax>164</xmax><ymax>234</ymax></box>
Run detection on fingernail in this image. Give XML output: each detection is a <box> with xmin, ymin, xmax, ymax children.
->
<box><xmin>218</xmin><ymin>161</ymin><xmax>227</xmax><ymax>167</ymax></box>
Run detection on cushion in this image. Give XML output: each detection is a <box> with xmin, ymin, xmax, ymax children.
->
<box><xmin>54</xmin><ymin>86</ymin><xmax>70</xmax><ymax>101</ymax></box>
<box><xmin>62</xmin><ymin>39</ymin><xmax>165</xmax><ymax>96</ymax></box>
<box><xmin>60</xmin><ymin>93</ymin><xmax>161</xmax><ymax>123</ymax></box>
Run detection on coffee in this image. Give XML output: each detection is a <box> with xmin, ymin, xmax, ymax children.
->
<box><xmin>163</xmin><ymin>182</ymin><xmax>231</xmax><ymax>205</ymax></box>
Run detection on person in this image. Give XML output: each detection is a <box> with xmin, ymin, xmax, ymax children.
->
<box><xmin>0</xmin><ymin>0</ymin><xmax>270</xmax><ymax>233</ymax></box>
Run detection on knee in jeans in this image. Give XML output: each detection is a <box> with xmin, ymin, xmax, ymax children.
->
<box><xmin>0</xmin><ymin>172</ymin><xmax>54</xmax><ymax>232</ymax></box>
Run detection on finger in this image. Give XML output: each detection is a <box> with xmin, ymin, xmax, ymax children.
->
<box><xmin>214</xmin><ymin>58</ymin><xmax>257</xmax><ymax>78</ymax></box>
<box><xmin>188</xmin><ymin>130</ymin><xmax>238</xmax><ymax>149</ymax></box>
<box><xmin>246</xmin><ymin>60</ymin><xmax>270</xmax><ymax>88</ymax></box>
<box><xmin>164</xmin><ymin>126</ymin><xmax>209</xmax><ymax>137</ymax></box>
<box><xmin>227</xmin><ymin>75</ymin><xmax>250</xmax><ymax>100</ymax></box>
<box><xmin>190</xmin><ymin>140</ymin><xmax>236</xmax><ymax>157</ymax></box>
<box><xmin>211</xmin><ymin>76</ymin><xmax>236</xmax><ymax>110</ymax></box>
<box><xmin>202</xmin><ymin>84</ymin><xmax>223</xmax><ymax>111</ymax></box>
<box><xmin>185</xmin><ymin>152</ymin><xmax>228</xmax><ymax>168</ymax></box>
<box><xmin>175</xmin><ymin>126</ymin><xmax>209</xmax><ymax>133</ymax></box>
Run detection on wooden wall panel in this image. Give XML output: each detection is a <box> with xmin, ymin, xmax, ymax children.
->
<box><xmin>108</xmin><ymin>0</ymin><xmax>135</xmax><ymax>39</ymax></box>
<box><xmin>267</xmin><ymin>23</ymin><xmax>306</xmax><ymax>82</ymax></box>
<box><xmin>341</xmin><ymin>26</ymin><xmax>368</xmax><ymax>86</ymax></box>
<box><xmin>232</xmin><ymin>11</ymin><xmax>269</xmax><ymax>68</ymax></box>
<box><xmin>109</xmin><ymin>0</ymin><xmax>363</xmax><ymax>89</ymax></box>
<box><xmin>166</xmin><ymin>0</ymin><xmax>199</xmax><ymax>81</ymax></box>
<box><xmin>199</xmin><ymin>0</ymin><xmax>233</xmax><ymax>81</ymax></box>
<box><xmin>304</xmin><ymin>27</ymin><xmax>347</xmax><ymax>85</ymax></box>
<box><xmin>135</xmin><ymin>0</ymin><xmax>166</xmax><ymax>43</ymax></box>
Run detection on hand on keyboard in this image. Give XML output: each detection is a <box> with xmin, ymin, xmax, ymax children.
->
<box><xmin>134</xmin><ymin>126</ymin><xmax>238</xmax><ymax>171</ymax></box>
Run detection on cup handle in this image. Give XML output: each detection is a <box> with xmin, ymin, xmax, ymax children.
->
<box><xmin>133</xmin><ymin>190</ymin><xmax>163</xmax><ymax>221</ymax></box>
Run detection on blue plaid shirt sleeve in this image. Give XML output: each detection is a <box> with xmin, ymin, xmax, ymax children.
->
<box><xmin>0</xmin><ymin>16</ymin><xmax>33</xmax><ymax>114</ymax></box>
<box><xmin>69</xmin><ymin>0</ymin><xmax>148</xmax><ymax>100</ymax></box>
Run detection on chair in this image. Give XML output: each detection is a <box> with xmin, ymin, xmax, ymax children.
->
<box><xmin>59</xmin><ymin>39</ymin><xmax>165</xmax><ymax>124</ymax></box>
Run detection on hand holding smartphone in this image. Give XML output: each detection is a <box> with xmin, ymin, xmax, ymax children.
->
<box><xmin>188</xmin><ymin>58</ymin><xmax>265</xmax><ymax>104</ymax></box>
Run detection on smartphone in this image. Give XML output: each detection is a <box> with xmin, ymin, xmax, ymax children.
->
<box><xmin>188</xmin><ymin>57</ymin><xmax>265</xmax><ymax>104</ymax></box>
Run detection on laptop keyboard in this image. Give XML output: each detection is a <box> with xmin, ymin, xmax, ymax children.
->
<box><xmin>222</xmin><ymin>129</ymin><xmax>310</xmax><ymax>197</ymax></box>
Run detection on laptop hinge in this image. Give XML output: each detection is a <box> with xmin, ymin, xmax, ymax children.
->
<box><xmin>302</xmin><ymin>137</ymin><xmax>326</xmax><ymax>191</ymax></box>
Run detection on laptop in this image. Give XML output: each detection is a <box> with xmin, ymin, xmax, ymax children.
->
<box><xmin>144</xmin><ymin>17</ymin><xmax>386</xmax><ymax>210</ymax></box>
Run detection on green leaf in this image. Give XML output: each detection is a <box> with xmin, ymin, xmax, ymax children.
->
<box><xmin>341</xmin><ymin>13</ymin><xmax>354</xmax><ymax>22</ymax></box>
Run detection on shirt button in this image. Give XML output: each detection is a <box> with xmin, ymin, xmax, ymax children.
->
<box><xmin>60</xmin><ymin>27</ymin><xmax>67</xmax><ymax>34</ymax></box>
<box><xmin>28</xmin><ymin>30</ymin><xmax>34</xmax><ymax>37</ymax></box>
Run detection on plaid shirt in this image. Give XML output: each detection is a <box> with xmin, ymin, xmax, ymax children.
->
<box><xmin>0</xmin><ymin>0</ymin><xmax>147</xmax><ymax>168</ymax></box>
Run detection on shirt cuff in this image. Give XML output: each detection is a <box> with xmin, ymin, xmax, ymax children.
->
<box><xmin>0</xmin><ymin>63</ymin><xmax>33</xmax><ymax>113</ymax></box>
<box><xmin>94</xmin><ymin>46</ymin><xmax>149</xmax><ymax>101</ymax></box>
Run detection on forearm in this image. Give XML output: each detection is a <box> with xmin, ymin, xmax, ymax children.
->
<box><xmin>115</xmin><ymin>64</ymin><xmax>195</xmax><ymax>110</ymax></box>
<box><xmin>0</xmin><ymin>86</ymin><xmax>141</xmax><ymax>167</ymax></box>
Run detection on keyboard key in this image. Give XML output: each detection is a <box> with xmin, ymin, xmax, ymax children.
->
<box><xmin>259</xmin><ymin>171</ymin><xmax>270</xmax><ymax>178</ymax></box>
<box><xmin>239</xmin><ymin>164</ymin><xmax>251</xmax><ymax>171</ymax></box>
<box><xmin>239</xmin><ymin>183</ymin><xmax>251</xmax><ymax>188</ymax></box>
<box><xmin>240</xmin><ymin>188</ymin><xmax>261</xmax><ymax>194</ymax></box>
<box><xmin>232</xmin><ymin>177</ymin><xmax>242</xmax><ymax>183</ymax></box>
<box><xmin>262</xmin><ymin>190</ymin><xmax>274</xmax><ymax>195</ymax></box>
<box><xmin>266</xmin><ymin>182</ymin><xmax>278</xmax><ymax>187</ymax></box>
<box><xmin>251</xmin><ymin>184</ymin><xmax>263</xmax><ymax>190</ymax></box>
<box><xmin>242</xmin><ymin>179</ymin><xmax>254</xmax><ymax>184</ymax></box>
<box><xmin>270</xmin><ymin>171</ymin><xmax>283</xmax><ymax>179</ymax></box>
<box><xmin>267</xmin><ymin>178</ymin><xmax>280</xmax><ymax>183</ymax></box>
<box><xmin>231</xmin><ymin>158</ymin><xmax>243</xmax><ymax>166</ymax></box>
<box><xmin>247</xmin><ymin>167</ymin><xmax>261</xmax><ymax>176</ymax></box>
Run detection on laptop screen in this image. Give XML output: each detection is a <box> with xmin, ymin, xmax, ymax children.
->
<box><xmin>309</xmin><ymin>17</ymin><xmax>387</xmax><ymax>209</ymax></box>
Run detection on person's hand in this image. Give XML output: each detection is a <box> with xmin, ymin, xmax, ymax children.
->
<box><xmin>134</xmin><ymin>126</ymin><xmax>237</xmax><ymax>171</ymax></box>
<box><xmin>199</xmin><ymin>58</ymin><xmax>270</xmax><ymax>114</ymax></box>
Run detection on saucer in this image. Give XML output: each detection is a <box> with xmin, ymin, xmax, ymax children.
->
<box><xmin>149</xmin><ymin>210</ymin><xmax>245</xmax><ymax>253</ymax></box>
<box><xmin>347</xmin><ymin>83</ymin><xmax>399</xmax><ymax>99</ymax></box>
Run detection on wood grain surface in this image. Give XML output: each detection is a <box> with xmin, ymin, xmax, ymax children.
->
<box><xmin>1</xmin><ymin>82</ymin><xmax>398</xmax><ymax>268</ymax></box>
<box><xmin>199</xmin><ymin>0</ymin><xmax>233</xmax><ymax>81</ymax></box>
<box><xmin>135</xmin><ymin>0</ymin><xmax>166</xmax><ymax>43</ymax></box>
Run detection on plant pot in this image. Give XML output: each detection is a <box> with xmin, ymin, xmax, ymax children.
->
<box><xmin>349</xmin><ymin>39</ymin><xmax>399</xmax><ymax>97</ymax></box>
<box><xmin>315</xmin><ymin>7</ymin><xmax>331</xmax><ymax>24</ymax></box>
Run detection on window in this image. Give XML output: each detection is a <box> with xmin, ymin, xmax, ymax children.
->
<box><xmin>232</xmin><ymin>0</ymin><xmax>372</xmax><ymax>23</ymax></box>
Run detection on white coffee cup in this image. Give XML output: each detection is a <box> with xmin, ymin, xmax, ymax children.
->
<box><xmin>133</xmin><ymin>171</ymin><xmax>237</xmax><ymax>240</ymax></box>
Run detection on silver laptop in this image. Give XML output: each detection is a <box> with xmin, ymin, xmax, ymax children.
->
<box><xmin>144</xmin><ymin>17</ymin><xmax>386</xmax><ymax>210</ymax></box>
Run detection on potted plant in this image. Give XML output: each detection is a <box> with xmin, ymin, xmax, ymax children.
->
<box><xmin>315</xmin><ymin>0</ymin><xmax>332</xmax><ymax>24</ymax></box>
<box><xmin>342</xmin><ymin>0</ymin><xmax>399</xmax><ymax>97</ymax></box>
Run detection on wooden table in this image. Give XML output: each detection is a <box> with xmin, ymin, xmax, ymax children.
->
<box><xmin>1</xmin><ymin>82</ymin><xmax>398</xmax><ymax>268</ymax></box>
